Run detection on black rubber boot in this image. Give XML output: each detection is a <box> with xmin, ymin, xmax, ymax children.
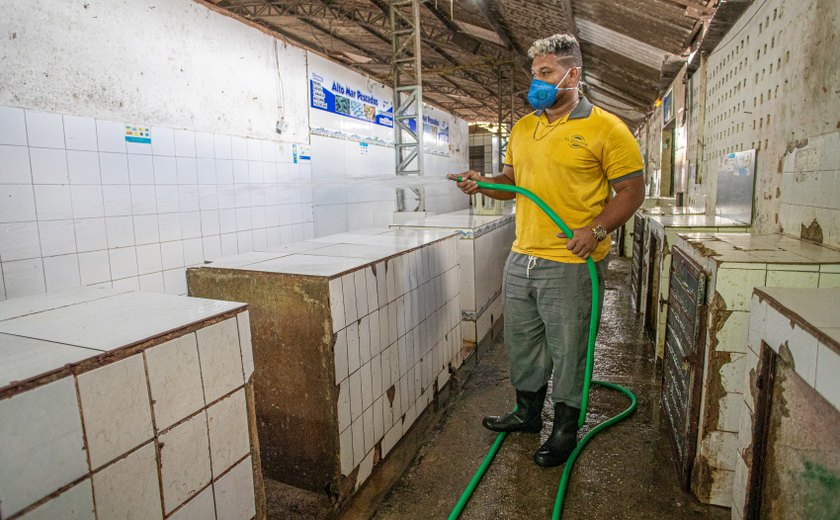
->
<box><xmin>482</xmin><ymin>384</ymin><xmax>548</xmax><ymax>433</ymax></box>
<box><xmin>533</xmin><ymin>402</ymin><xmax>580</xmax><ymax>467</ymax></box>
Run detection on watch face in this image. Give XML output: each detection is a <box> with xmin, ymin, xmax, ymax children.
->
<box><xmin>593</xmin><ymin>225</ymin><xmax>607</xmax><ymax>241</ymax></box>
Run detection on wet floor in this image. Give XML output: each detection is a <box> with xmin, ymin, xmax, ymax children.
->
<box><xmin>369</xmin><ymin>256</ymin><xmax>730</xmax><ymax>520</ymax></box>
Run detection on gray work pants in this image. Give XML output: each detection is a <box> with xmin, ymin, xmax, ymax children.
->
<box><xmin>502</xmin><ymin>251</ymin><xmax>608</xmax><ymax>408</ymax></box>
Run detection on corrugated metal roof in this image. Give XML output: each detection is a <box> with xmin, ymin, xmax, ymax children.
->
<box><xmin>200</xmin><ymin>0</ymin><xmax>727</xmax><ymax>129</ymax></box>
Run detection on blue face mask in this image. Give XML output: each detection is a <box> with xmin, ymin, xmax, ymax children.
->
<box><xmin>527</xmin><ymin>67</ymin><xmax>579</xmax><ymax>111</ymax></box>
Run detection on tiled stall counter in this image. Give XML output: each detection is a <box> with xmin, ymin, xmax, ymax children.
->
<box><xmin>619</xmin><ymin>197</ymin><xmax>677</xmax><ymax>258</ymax></box>
<box><xmin>0</xmin><ymin>288</ymin><xmax>262</xmax><ymax>520</ymax></box>
<box><xmin>186</xmin><ymin>228</ymin><xmax>462</xmax><ymax>502</ymax></box>
<box><xmin>732</xmin><ymin>287</ymin><xmax>840</xmax><ymax>520</ymax></box>
<box><xmin>667</xmin><ymin>233</ymin><xmax>840</xmax><ymax>508</ymax></box>
<box><xmin>392</xmin><ymin>208</ymin><xmax>515</xmax><ymax>350</ymax></box>
<box><xmin>644</xmin><ymin>214</ymin><xmax>750</xmax><ymax>358</ymax></box>
<box><xmin>628</xmin><ymin>206</ymin><xmax>705</xmax><ymax>312</ymax></box>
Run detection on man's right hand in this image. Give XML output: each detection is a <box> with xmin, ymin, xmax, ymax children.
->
<box><xmin>447</xmin><ymin>171</ymin><xmax>483</xmax><ymax>195</ymax></box>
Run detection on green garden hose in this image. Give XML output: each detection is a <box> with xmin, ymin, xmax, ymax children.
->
<box><xmin>447</xmin><ymin>178</ymin><xmax>638</xmax><ymax>520</ymax></box>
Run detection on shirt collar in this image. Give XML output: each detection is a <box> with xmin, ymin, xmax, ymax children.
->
<box><xmin>535</xmin><ymin>96</ymin><xmax>594</xmax><ymax>120</ymax></box>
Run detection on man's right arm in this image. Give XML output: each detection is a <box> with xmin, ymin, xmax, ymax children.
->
<box><xmin>447</xmin><ymin>164</ymin><xmax>517</xmax><ymax>200</ymax></box>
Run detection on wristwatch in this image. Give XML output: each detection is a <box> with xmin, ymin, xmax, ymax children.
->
<box><xmin>591</xmin><ymin>224</ymin><xmax>608</xmax><ymax>242</ymax></box>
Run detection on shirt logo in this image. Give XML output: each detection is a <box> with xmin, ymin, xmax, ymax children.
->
<box><xmin>566</xmin><ymin>135</ymin><xmax>587</xmax><ymax>148</ymax></box>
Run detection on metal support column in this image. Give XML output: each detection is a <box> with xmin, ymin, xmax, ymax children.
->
<box><xmin>496</xmin><ymin>60</ymin><xmax>515</xmax><ymax>171</ymax></box>
<box><xmin>390</xmin><ymin>0</ymin><xmax>424</xmax><ymax>212</ymax></box>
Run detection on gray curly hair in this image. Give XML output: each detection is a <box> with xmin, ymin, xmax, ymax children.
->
<box><xmin>527</xmin><ymin>34</ymin><xmax>582</xmax><ymax>67</ymax></box>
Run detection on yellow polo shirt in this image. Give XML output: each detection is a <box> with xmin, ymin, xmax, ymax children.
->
<box><xmin>504</xmin><ymin>97</ymin><xmax>643</xmax><ymax>263</ymax></box>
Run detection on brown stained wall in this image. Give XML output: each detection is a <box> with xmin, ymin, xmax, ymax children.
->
<box><xmin>186</xmin><ymin>268</ymin><xmax>339</xmax><ymax>493</ymax></box>
<box><xmin>759</xmin><ymin>357</ymin><xmax>840</xmax><ymax>519</ymax></box>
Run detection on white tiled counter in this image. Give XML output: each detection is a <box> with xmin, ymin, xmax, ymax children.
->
<box><xmin>667</xmin><ymin>233</ymin><xmax>840</xmax><ymax>508</ymax></box>
<box><xmin>644</xmin><ymin>214</ymin><xmax>750</xmax><ymax>358</ymax></box>
<box><xmin>391</xmin><ymin>208</ymin><xmax>515</xmax><ymax>349</ymax></box>
<box><xmin>186</xmin><ymin>228</ymin><xmax>462</xmax><ymax>503</ymax></box>
<box><xmin>619</xmin><ymin>197</ymin><xmax>676</xmax><ymax>258</ymax></box>
<box><xmin>732</xmin><ymin>287</ymin><xmax>840</xmax><ymax>520</ymax></box>
<box><xmin>0</xmin><ymin>288</ymin><xmax>261</xmax><ymax>520</ymax></box>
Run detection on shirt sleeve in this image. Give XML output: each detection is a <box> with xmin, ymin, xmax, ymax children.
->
<box><xmin>602</xmin><ymin>122</ymin><xmax>644</xmax><ymax>184</ymax></box>
<box><xmin>503</xmin><ymin>123</ymin><xmax>517</xmax><ymax>167</ymax></box>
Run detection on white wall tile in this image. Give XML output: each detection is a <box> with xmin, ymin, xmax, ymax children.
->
<box><xmin>0</xmin><ymin>185</ymin><xmax>37</xmax><ymax>222</ymax></box>
<box><xmin>329</xmin><ymin>277</ymin><xmax>346</xmax><ymax>332</ymax></box>
<box><xmin>0</xmin><ymin>144</ymin><xmax>32</xmax><ymax>183</ymax></box>
<box><xmin>151</xmin><ymin>127</ymin><xmax>176</xmax><ymax>156</ymax></box>
<box><xmin>75</xmin><ymin>218</ymin><xmax>108</xmax><ymax>252</ymax></box>
<box><xmin>197</xmin><ymin>157</ymin><xmax>216</xmax><ymax>185</ymax></box>
<box><xmin>34</xmin><ymin>184</ymin><xmax>73</xmax><ymax>220</ymax></box>
<box><xmin>0</xmin><ymin>377</ymin><xmax>87</xmax><ymax>517</ymax></box>
<box><xmin>207</xmin><ymin>388</ymin><xmax>250</xmax><ymax>476</ymax></box>
<box><xmin>196</xmin><ymin>317</ymin><xmax>245</xmax><ymax>403</ymax></box>
<box><xmin>133</xmin><ymin>214</ymin><xmax>160</xmax><ymax>245</ymax></box>
<box><xmin>175</xmin><ymin>130</ymin><xmax>197</xmax><ymax>158</ymax></box>
<box><xmin>159</xmin><ymin>411</ymin><xmax>211</xmax><ymax>513</ymax></box>
<box><xmin>67</xmin><ymin>150</ymin><xmax>101</xmax><ymax>184</ymax></box>
<box><xmin>230</xmin><ymin>137</ymin><xmax>247</xmax><ymax>161</ymax></box>
<box><xmin>168</xmin><ymin>486</ymin><xmax>215</xmax><ymax>520</ymax></box>
<box><xmin>138</xmin><ymin>271</ymin><xmax>165</xmax><ymax>292</ymax></box>
<box><xmin>99</xmin><ymin>155</ymin><xmax>128</xmax><ymax>187</ymax></box>
<box><xmin>162</xmin><ymin>267</ymin><xmax>187</xmax><ymax>295</ymax></box>
<box><xmin>39</xmin><ymin>220</ymin><xmax>76</xmax><ymax>260</ymax></box>
<box><xmin>96</xmin><ymin>120</ymin><xmax>126</xmax><ymax>154</ymax></box>
<box><xmin>128</xmin><ymin>154</ymin><xmax>154</xmax><ymax>185</ymax></box>
<box><xmin>0</xmin><ymin>222</ymin><xmax>41</xmax><ymax>261</ymax></box>
<box><xmin>159</xmin><ymin>213</ymin><xmax>183</xmax><ymax>242</ymax></box>
<box><xmin>183</xmin><ymin>238</ymin><xmax>204</xmax><ymax>266</ymax></box>
<box><xmin>339</xmin><ymin>425</ymin><xmax>353</xmax><ymax>476</ymax></box>
<box><xmin>161</xmin><ymin>240</ymin><xmax>185</xmax><ymax>270</ymax></box>
<box><xmin>136</xmin><ymin>243</ymin><xmax>163</xmax><ymax>275</ymax></box>
<box><xmin>195</xmin><ymin>132</ymin><xmax>214</xmax><ymax>159</ymax></box>
<box><xmin>213</xmin><ymin>455</ymin><xmax>255</xmax><ymax>520</ymax></box>
<box><xmin>106</xmin><ymin>216</ymin><xmax>135</xmax><ymax>248</ymax></box>
<box><xmin>72</xmin><ymin>185</ymin><xmax>105</xmax><ymax>219</ymax></box>
<box><xmin>30</xmin><ymin>147</ymin><xmax>69</xmax><ymax>184</ymax></box>
<box><xmin>77</xmin><ymin>354</ymin><xmax>153</xmax><ymax>469</ymax></box>
<box><xmin>92</xmin><ymin>442</ymin><xmax>162</xmax><ymax>520</ymax></box>
<box><xmin>236</xmin><ymin>311</ymin><xmax>253</xmax><ymax>381</ymax></box>
<box><xmin>815</xmin><ymin>341</ymin><xmax>840</xmax><ymax>411</ymax></box>
<box><xmin>78</xmin><ymin>250</ymin><xmax>111</xmax><ymax>285</ymax></box>
<box><xmin>62</xmin><ymin>116</ymin><xmax>98</xmax><ymax>152</ymax></box>
<box><xmin>214</xmin><ymin>135</ymin><xmax>232</xmax><ymax>160</ymax></box>
<box><xmin>109</xmin><ymin>246</ymin><xmax>138</xmax><ymax>280</ymax></box>
<box><xmin>2</xmin><ymin>258</ymin><xmax>46</xmax><ymax>297</ymax></box>
<box><xmin>202</xmin><ymin>235</ymin><xmax>222</xmax><ymax>261</ymax></box>
<box><xmin>335</xmin><ymin>328</ymin><xmax>349</xmax><ymax>383</ymax></box>
<box><xmin>181</xmin><ymin>211</ymin><xmax>202</xmax><ymax>239</ymax></box>
<box><xmin>126</xmin><ymin>185</ymin><xmax>154</xmax><ymax>216</ymax></box>
<box><xmin>112</xmin><ymin>275</ymin><xmax>139</xmax><ymax>291</ymax></box>
<box><xmin>349</xmin><ymin>368</ymin><xmax>363</xmax><ymax>421</ymax></box>
<box><xmin>44</xmin><ymin>254</ymin><xmax>81</xmax><ymax>290</ymax></box>
<box><xmin>153</xmin><ymin>155</ymin><xmax>177</xmax><ymax>184</ymax></box>
<box><xmin>102</xmin><ymin>185</ymin><xmax>131</xmax><ymax>217</ymax></box>
<box><xmin>155</xmin><ymin>185</ymin><xmax>180</xmax><ymax>214</ymax></box>
<box><xmin>25</xmin><ymin>110</ymin><xmax>65</xmax><ymax>149</ymax></box>
<box><xmin>351</xmin><ymin>417</ymin><xmax>365</xmax><ymax>467</ymax></box>
<box><xmin>337</xmin><ymin>378</ymin><xmax>352</xmax><ymax>435</ymax></box>
<box><xmin>18</xmin><ymin>477</ymin><xmax>95</xmax><ymax>520</ymax></box>
<box><xmin>177</xmin><ymin>157</ymin><xmax>198</xmax><ymax>185</ymax></box>
<box><xmin>0</xmin><ymin>106</ymin><xmax>28</xmax><ymax>145</ymax></box>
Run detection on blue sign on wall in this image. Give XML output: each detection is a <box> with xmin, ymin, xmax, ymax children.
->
<box><xmin>310</xmin><ymin>76</ymin><xmax>393</xmax><ymax>128</ymax></box>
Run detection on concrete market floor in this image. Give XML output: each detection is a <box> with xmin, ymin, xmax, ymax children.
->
<box><xmin>266</xmin><ymin>256</ymin><xmax>730</xmax><ymax>519</ymax></box>
<box><xmin>370</xmin><ymin>256</ymin><xmax>729</xmax><ymax>520</ymax></box>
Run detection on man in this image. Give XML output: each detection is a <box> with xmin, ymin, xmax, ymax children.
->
<box><xmin>448</xmin><ymin>34</ymin><xmax>644</xmax><ymax>467</ymax></box>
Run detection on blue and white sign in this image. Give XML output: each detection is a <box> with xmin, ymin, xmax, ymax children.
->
<box><xmin>310</xmin><ymin>72</ymin><xmax>393</xmax><ymax>128</ymax></box>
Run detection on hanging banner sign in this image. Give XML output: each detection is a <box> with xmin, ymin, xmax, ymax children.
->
<box><xmin>309</xmin><ymin>72</ymin><xmax>393</xmax><ymax>128</ymax></box>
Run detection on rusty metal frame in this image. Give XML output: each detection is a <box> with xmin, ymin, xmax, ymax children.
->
<box><xmin>662</xmin><ymin>245</ymin><xmax>708</xmax><ymax>490</ymax></box>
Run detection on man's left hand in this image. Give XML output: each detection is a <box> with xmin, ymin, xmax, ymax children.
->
<box><xmin>557</xmin><ymin>227</ymin><xmax>598</xmax><ymax>259</ymax></box>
